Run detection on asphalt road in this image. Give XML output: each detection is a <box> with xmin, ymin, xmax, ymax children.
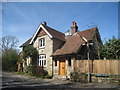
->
<box><xmin>1</xmin><ymin>72</ymin><xmax>120</xmax><ymax>90</ymax></box>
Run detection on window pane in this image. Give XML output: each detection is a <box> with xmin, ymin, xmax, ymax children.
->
<box><xmin>39</xmin><ymin>55</ymin><xmax>46</xmax><ymax>66</ymax></box>
<box><xmin>44</xmin><ymin>60</ymin><xmax>46</xmax><ymax>65</ymax></box>
<box><xmin>42</xmin><ymin>60</ymin><xmax>44</xmax><ymax>66</ymax></box>
<box><xmin>40</xmin><ymin>40</ymin><xmax>42</xmax><ymax>46</ymax></box>
<box><xmin>39</xmin><ymin>60</ymin><xmax>41</xmax><ymax>66</ymax></box>
<box><xmin>43</xmin><ymin>38</ymin><xmax>45</xmax><ymax>46</ymax></box>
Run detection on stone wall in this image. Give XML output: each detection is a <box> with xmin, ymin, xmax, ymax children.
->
<box><xmin>33</xmin><ymin>35</ymin><xmax>53</xmax><ymax>76</ymax></box>
<box><xmin>91</xmin><ymin>74</ymin><xmax>120</xmax><ymax>83</ymax></box>
<box><xmin>66</xmin><ymin>58</ymin><xmax>74</xmax><ymax>78</ymax></box>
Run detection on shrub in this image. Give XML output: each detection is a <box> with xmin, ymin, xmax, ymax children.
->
<box><xmin>26</xmin><ymin>65</ymin><xmax>36</xmax><ymax>74</ymax></box>
<box><xmin>34</xmin><ymin>66</ymin><xmax>48</xmax><ymax>76</ymax></box>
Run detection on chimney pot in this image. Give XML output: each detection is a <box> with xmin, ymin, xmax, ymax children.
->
<box><xmin>72</xmin><ymin>21</ymin><xmax>77</xmax><ymax>26</ymax></box>
<box><xmin>43</xmin><ymin>21</ymin><xmax>47</xmax><ymax>25</ymax></box>
<box><xmin>71</xmin><ymin>21</ymin><xmax>78</xmax><ymax>34</ymax></box>
<box><xmin>41</xmin><ymin>21</ymin><xmax>47</xmax><ymax>25</ymax></box>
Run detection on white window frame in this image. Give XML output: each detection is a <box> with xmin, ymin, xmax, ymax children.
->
<box><xmin>38</xmin><ymin>54</ymin><xmax>46</xmax><ymax>66</ymax></box>
<box><xmin>39</xmin><ymin>38</ymin><xmax>45</xmax><ymax>48</ymax></box>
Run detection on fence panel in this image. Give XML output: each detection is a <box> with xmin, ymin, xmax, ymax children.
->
<box><xmin>74</xmin><ymin>60</ymin><xmax>120</xmax><ymax>74</ymax></box>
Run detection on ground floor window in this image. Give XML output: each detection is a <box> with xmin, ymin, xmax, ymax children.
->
<box><xmin>38</xmin><ymin>54</ymin><xmax>46</xmax><ymax>66</ymax></box>
<box><xmin>55</xmin><ymin>60</ymin><xmax>57</xmax><ymax>66</ymax></box>
<box><xmin>68</xmin><ymin>57</ymin><xmax>71</xmax><ymax>66</ymax></box>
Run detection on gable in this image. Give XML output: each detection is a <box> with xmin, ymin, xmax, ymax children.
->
<box><xmin>29</xmin><ymin>24</ymin><xmax>53</xmax><ymax>44</ymax></box>
<box><xmin>29</xmin><ymin>24</ymin><xmax>65</xmax><ymax>45</ymax></box>
<box><xmin>37</xmin><ymin>29</ymin><xmax>47</xmax><ymax>37</ymax></box>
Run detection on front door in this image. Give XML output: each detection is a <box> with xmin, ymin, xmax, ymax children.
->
<box><xmin>59</xmin><ymin>60</ymin><xmax>66</xmax><ymax>76</ymax></box>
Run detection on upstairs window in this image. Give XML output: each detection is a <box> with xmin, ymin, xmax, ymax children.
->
<box><xmin>39</xmin><ymin>38</ymin><xmax>45</xmax><ymax>48</ymax></box>
<box><xmin>38</xmin><ymin>54</ymin><xmax>46</xmax><ymax>66</ymax></box>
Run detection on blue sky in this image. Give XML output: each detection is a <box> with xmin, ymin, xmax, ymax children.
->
<box><xmin>2</xmin><ymin>2</ymin><xmax>118</xmax><ymax>50</ymax></box>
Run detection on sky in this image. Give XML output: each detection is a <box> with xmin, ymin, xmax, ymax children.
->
<box><xmin>2</xmin><ymin>2</ymin><xmax>118</xmax><ymax>51</ymax></box>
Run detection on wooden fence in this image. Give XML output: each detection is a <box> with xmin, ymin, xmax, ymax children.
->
<box><xmin>74</xmin><ymin>60</ymin><xmax>120</xmax><ymax>74</ymax></box>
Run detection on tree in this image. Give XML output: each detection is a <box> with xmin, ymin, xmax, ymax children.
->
<box><xmin>23</xmin><ymin>45</ymin><xmax>38</xmax><ymax>65</ymax></box>
<box><xmin>101</xmin><ymin>37</ymin><xmax>120</xmax><ymax>59</ymax></box>
<box><xmin>1</xmin><ymin>35</ymin><xmax>19</xmax><ymax>71</ymax></box>
<box><xmin>0</xmin><ymin>35</ymin><xmax>19</xmax><ymax>53</ymax></box>
<box><xmin>2</xmin><ymin>49</ymin><xmax>19</xmax><ymax>71</ymax></box>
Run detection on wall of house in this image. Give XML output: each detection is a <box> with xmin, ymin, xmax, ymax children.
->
<box><xmin>33</xmin><ymin>34</ymin><xmax>53</xmax><ymax>76</ymax></box>
<box><xmin>66</xmin><ymin>57</ymin><xmax>74</xmax><ymax>78</ymax></box>
<box><xmin>53</xmin><ymin>59</ymin><xmax>59</xmax><ymax>77</ymax></box>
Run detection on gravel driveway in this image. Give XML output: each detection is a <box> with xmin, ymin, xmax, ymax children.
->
<box><xmin>1</xmin><ymin>72</ymin><xmax>120</xmax><ymax>89</ymax></box>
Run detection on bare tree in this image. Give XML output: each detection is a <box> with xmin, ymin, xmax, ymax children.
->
<box><xmin>0</xmin><ymin>35</ymin><xmax>19</xmax><ymax>53</ymax></box>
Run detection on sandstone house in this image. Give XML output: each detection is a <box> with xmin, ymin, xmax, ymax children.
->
<box><xmin>20</xmin><ymin>21</ymin><xmax>102</xmax><ymax>79</ymax></box>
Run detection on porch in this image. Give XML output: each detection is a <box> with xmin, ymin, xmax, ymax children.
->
<box><xmin>53</xmin><ymin>56</ymin><xmax>74</xmax><ymax>79</ymax></box>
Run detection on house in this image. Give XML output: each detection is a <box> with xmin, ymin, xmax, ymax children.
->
<box><xmin>20</xmin><ymin>21</ymin><xmax>102</xmax><ymax>78</ymax></box>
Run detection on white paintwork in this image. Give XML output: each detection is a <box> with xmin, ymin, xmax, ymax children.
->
<box><xmin>29</xmin><ymin>24</ymin><xmax>53</xmax><ymax>44</ymax></box>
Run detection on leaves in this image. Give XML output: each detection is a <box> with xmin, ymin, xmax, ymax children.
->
<box><xmin>101</xmin><ymin>37</ymin><xmax>120</xmax><ymax>59</ymax></box>
<box><xmin>23</xmin><ymin>45</ymin><xmax>38</xmax><ymax>65</ymax></box>
<box><xmin>2</xmin><ymin>49</ymin><xmax>19</xmax><ymax>71</ymax></box>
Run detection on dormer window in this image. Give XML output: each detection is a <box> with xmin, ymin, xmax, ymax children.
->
<box><xmin>39</xmin><ymin>38</ymin><xmax>45</xmax><ymax>48</ymax></box>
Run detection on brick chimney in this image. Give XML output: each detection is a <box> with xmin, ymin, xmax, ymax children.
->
<box><xmin>71</xmin><ymin>21</ymin><xmax>78</xmax><ymax>34</ymax></box>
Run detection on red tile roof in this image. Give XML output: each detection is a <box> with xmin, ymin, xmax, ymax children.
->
<box><xmin>52</xmin><ymin>27</ymin><xmax>98</xmax><ymax>56</ymax></box>
<box><xmin>42</xmin><ymin>24</ymin><xmax>65</xmax><ymax>41</ymax></box>
<box><xmin>78</xmin><ymin>27</ymin><xmax>97</xmax><ymax>40</ymax></box>
<box><xmin>52</xmin><ymin>34</ymin><xmax>85</xmax><ymax>56</ymax></box>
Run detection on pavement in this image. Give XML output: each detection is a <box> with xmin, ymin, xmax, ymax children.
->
<box><xmin>1</xmin><ymin>71</ymin><xmax>120</xmax><ymax>90</ymax></box>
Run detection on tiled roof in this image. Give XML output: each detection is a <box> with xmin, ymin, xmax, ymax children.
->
<box><xmin>52</xmin><ymin>34</ymin><xmax>85</xmax><ymax>56</ymax></box>
<box><xmin>52</xmin><ymin>27</ymin><xmax>98</xmax><ymax>56</ymax></box>
<box><xmin>78</xmin><ymin>27</ymin><xmax>97</xmax><ymax>40</ymax></box>
<box><xmin>42</xmin><ymin>24</ymin><xmax>65</xmax><ymax>41</ymax></box>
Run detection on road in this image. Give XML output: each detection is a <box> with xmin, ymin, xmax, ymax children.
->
<box><xmin>1</xmin><ymin>72</ymin><xmax>120</xmax><ymax>90</ymax></box>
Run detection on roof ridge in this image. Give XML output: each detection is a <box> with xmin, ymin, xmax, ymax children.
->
<box><xmin>42</xmin><ymin>24</ymin><xmax>65</xmax><ymax>35</ymax></box>
<box><xmin>78</xmin><ymin>27</ymin><xmax>97</xmax><ymax>33</ymax></box>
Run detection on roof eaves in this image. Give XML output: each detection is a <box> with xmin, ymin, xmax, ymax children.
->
<box><xmin>29</xmin><ymin>24</ymin><xmax>53</xmax><ymax>44</ymax></box>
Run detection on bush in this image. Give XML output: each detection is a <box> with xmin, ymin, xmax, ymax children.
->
<box><xmin>25</xmin><ymin>66</ymin><xmax>48</xmax><ymax>77</ymax></box>
<box><xmin>70</xmin><ymin>72</ymin><xmax>87</xmax><ymax>82</ymax></box>
<box><xmin>26</xmin><ymin>65</ymin><xmax>36</xmax><ymax>74</ymax></box>
<box><xmin>2</xmin><ymin>49</ymin><xmax>19</xmax><ymax>72</ymax></box>
<box><xmin>34</xmin><ymin>66</ymin><xmax>48</xmax><ymax>76</ymax></box>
